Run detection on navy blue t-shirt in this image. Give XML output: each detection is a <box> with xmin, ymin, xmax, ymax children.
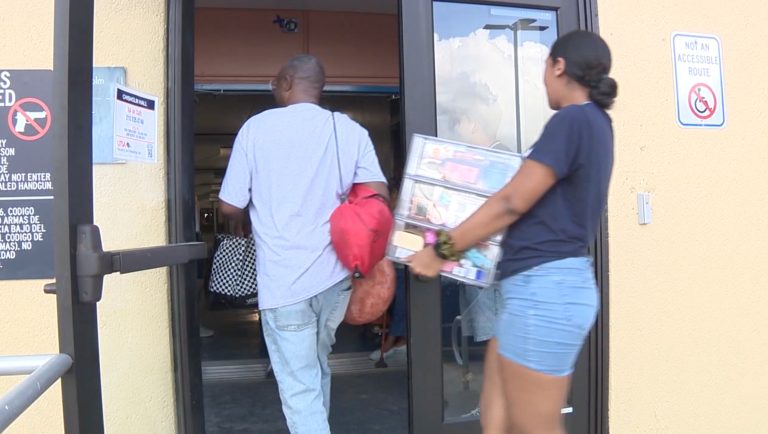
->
<box><xmin>498</xmin><ymin>102</ymin><xmax>614</xmax><ymax>279</ymax></box>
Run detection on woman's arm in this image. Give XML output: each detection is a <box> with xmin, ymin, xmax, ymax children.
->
<box><xmin>407</xmin><ymin>158</ymin><xmax>558</xmax><ymax>277</ymax></box>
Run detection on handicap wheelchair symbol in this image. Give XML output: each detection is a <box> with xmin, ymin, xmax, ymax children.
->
<box><xmin>688</xmin><ymin>83</ymin><xmax>717</xmax><ymax>120</ymax></box>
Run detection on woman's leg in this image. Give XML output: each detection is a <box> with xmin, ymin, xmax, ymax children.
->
<box><xmin>494</xmin><ymin>257</ymin><xmax>598</xmax><ymax>434</ymax></box>
<box><xmin>479</xmin><ymin>338</ymin><xmax>509</xmax><ymax>434</ymax></box>
<box><xmin>499</xmin><ymin>357</ymin><xmax>570</xmax><ymax>434</ymax></box>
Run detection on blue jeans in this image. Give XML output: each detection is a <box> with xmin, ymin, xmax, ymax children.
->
<box><xmin>261</xmin><ymin>278</ymin><xmax>352</xmax><ymax>434</ymax></box>
<box><xmin>459</xmin><ymin>283</ymin><xmax>501</xmax><ymax>342</ymax></box>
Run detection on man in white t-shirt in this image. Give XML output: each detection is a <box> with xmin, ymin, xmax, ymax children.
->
<box><xmin>218</xmin><ymin>55</ymin><xmax>388</xmax><ymax>434</ymax></box>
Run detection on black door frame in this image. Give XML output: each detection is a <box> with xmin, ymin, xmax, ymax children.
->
<box><xmin>166</xmin><ymin>0</ymin><xmax>606</xmax><ymax>433</ymax></box>
<box><xmin>53</xmin><ymin>1</ymin><xmax>104</xmax><ymax>432</ymax></box>
<box><xmin>52</xmin><ymin>0</ymin><xmax>203</xmax><ymax>434</ymax></box>
<box><xmin>167</xmin><ymin>1</ymin><xmax>205</xmax><ymax>433</ymax></box>
<box><xmin>55</xmin><ymin>0</ymin><xmax>604</xmax><ymax>430</ymax></box>
<box><xmin>399</xmin><ymin>1</ymin><xmax>608</xmax><ymax>433</ymax></box>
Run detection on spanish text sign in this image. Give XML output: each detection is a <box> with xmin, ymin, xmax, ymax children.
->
<box><xmin>0</xmin><ymin>70</ymin><xmax>55</xmax><ymax>280</ymax></box>
<box><xmin>672</xmin><ymin>33</ymin><xmax>726</xmax><ymax>128</ymax></box>
<box><xmin>113</xmin><ymin>84</ymin><xmax>158</xmax><ymax>162</ymax></box>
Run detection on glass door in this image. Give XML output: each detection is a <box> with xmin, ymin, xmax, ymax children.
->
<box><xmin>399</xmin><ymin>1</ymin><xmax>597</xmax><ymax>433</ymax></box>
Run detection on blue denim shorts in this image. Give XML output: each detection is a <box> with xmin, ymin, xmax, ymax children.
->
<box><xmin>496</xmin><ymin>257</ymin><xmax>599</xmax><ymax>376</ymax></box>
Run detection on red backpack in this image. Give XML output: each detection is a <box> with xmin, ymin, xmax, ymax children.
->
<box><xmin>328</xmin><ymin>113</ymin><xmax>395</xmax><ymax>325</ymax></box>
<box><xmin>330</xmin><ymin>184</ymin><xmax>393</xmax><ymax>278</ymax></box>
<box><xmin>330</xmin><ymin>184</ymin><xmax>396</xmax><ymax>325</ymax></box>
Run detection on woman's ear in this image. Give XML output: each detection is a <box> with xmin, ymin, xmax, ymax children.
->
<box><xmin>552</xmin><ymin>57</ymin><xmax>567</xmax><ymax>77</ymax></box>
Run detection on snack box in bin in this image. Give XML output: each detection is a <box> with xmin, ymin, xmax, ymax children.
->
<box><xmin>388</xmin><ymin>134</ymin><xmax>521</xmax><ymax>286</ymax></box>
<box><xmin>405</xmin><ymin>134</ymin><xmax>523</xmax><ymax>195</ymax></box>
<box><xmin>395</xmin><ymin>178</ymin><xmax>505</xmax><ymax>242</ymax></box>
<box><xmin>387</xmin><ymin>220</ymin><xmax>502</xmax><ymax>286</ymax></box>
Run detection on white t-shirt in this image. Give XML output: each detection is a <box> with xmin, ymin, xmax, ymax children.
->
<box><xmin>219</xmin><ymin>103</ymin><xmax>387</xmax><ymax>309</ymax></box>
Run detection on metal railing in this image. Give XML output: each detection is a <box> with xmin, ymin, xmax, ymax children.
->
<box><xmin>0</xmin><ymin>354</ymin><xmax>73</xmax><ymax>432</ymax></box>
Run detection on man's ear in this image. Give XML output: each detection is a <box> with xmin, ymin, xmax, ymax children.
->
<box><xmin>282</xmin><ymin>74</ymin><xmax>294</xmax><ymax>92</ymax></box>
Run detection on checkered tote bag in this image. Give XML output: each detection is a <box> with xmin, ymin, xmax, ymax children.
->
<box><xmin>208</xmin><ymin>234</ymin><xmax>258</xmax><ymax>307</ymax></box>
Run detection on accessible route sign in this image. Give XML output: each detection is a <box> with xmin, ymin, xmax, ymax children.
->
<box><xmin>672</xmin><ymin>32</ymin><xmax>726</xmax><ymax>128</ymax></box>
<box><xmin>0</xmin><ymin>70</ymin><xmax>54</xmax><ymax>279</ymax></box>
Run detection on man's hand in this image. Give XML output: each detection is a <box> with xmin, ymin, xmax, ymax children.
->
<box><xmin>219</xmin><ymin>200</ymin><xmax>251</xmax><ymax>237</ymax></box>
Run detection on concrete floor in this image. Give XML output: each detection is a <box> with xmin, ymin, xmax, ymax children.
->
<box><xmin>199</xmin><ymin>283</ymin><xmax>487</xmax><ymax>433</ymax></box>
<box><xmin>203</xmin><ymin>370</ymin><xmax>409</xmax><ymax>434</ymax></box>
<box><xmin>201</xmin><ymin>355</ymin><xmax>489</xmax><ymax>433</ymax></box>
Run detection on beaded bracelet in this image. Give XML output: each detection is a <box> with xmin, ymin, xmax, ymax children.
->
<box><xmin>432</xmin><ymin>230</ymin><xmax>463</xmax><ymax>261</ymax></box>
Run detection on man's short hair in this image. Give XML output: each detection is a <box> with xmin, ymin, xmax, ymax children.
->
<box><xmin>282</xmin><ymin>54</ymin><xmax>326</xmax><ymax>92</ymax></box>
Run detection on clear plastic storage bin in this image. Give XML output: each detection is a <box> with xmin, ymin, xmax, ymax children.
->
<box><xmin>388</xmin><ymin>134</ymin><xmax>522</xmax><ymax>286</ymax></box>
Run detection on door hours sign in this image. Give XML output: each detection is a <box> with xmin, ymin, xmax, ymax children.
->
<box><xmin>0</xmin><ymin>70</ymin><xmax>55</xmax><ymax>280</ymax></box>
<box><xmin>672</xmin><ymin>33</ymin><xmax>726</xmax><ymax>128</ymax></box>
<box><xmin>113</xmin><ymin>84</ymin><xmax>158</xmax><ymax>163</ymax></box>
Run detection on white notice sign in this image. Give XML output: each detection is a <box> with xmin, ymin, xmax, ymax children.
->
<box><xmin>113</xmin><ymin>84</ymin><xmax>158</xmax><ymax>162</ymax></box>
<box><xmin>672</xmin><ymin>32</ymin><xmax>726</xmax><ymax>128</ymax></box>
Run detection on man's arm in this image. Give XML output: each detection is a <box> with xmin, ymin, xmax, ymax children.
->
<box><xmin>353</xmin><ymin>128</ymin><xmax>389</xmax><ymax>202</ymax></box>
<box><xmin>361</xmin><ymin>181</ymin><xmax>389</xmax><ymax>202</ymax></box>
<box><xmin>218</xmin><ymin>123</ymin><xmax>253</xmax><ymax>237</ymax></box>
<box><xmin>219</xmin><ymin>200</ymin><xmax>250</xmax><ymax>237</ymax></box>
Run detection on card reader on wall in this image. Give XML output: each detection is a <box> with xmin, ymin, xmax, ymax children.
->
<box><xmin>637</xmin><ymin>192</ymin><xmax>652</xmax><ymax>225</ymax></box>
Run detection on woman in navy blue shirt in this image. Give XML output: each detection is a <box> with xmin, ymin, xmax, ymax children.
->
<box><xmin>408</xmin><ymin>30</ymin><xmax>617</xmax><ymax>434</ymax></box>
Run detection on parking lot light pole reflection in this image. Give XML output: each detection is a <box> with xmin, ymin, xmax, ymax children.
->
<box><xmin>483</xmin><ymin>19</ymin><xmax>548</xmax><ymax>153</ymax></box>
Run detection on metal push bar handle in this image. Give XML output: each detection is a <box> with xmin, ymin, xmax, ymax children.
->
<box><xmin>0</xmin><ymin>354</ymin><xmax>73</xmax><ymax>432</ymax></box>
<box><xmin>75</xmin><ymin>224</ymin><xmax>207</xmax><ymax>303</ymax></box>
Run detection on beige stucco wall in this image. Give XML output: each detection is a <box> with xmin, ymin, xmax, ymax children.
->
<box><xmin>0</xmin><ymin>1</ymin><xmax>174</xmax><ymax>433</ymax></box>
<box><xmin>601</xmin><ymin>1</ymin><xmax>768</xmax><ymax>433</ymax></box>
<box><xmin>0</xmin><ymin>2</ymin><xmax>62</xmax><ymax>433</ymax></box>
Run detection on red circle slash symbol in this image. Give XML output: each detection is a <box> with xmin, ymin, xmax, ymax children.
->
<box><xmin>7</xmin><ymin>97</ymin><xmax>52</xmax><ymax>141</ymax></box>
<box><xmin>687</xmin><ymin>83</ymin><xmax>717</xmax><ymax>120</ymax></box>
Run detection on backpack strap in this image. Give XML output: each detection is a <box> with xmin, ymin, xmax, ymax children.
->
<box><xmin>331</xmin><ymin>112</ymin><xmax>348</xmax><ymax>203</ymax></box>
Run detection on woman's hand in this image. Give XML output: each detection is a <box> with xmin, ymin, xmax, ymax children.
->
<box><xmin>407</xmin><ymin>247</ymin><xmax>445</xmax><ymax>278</ymax></box>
